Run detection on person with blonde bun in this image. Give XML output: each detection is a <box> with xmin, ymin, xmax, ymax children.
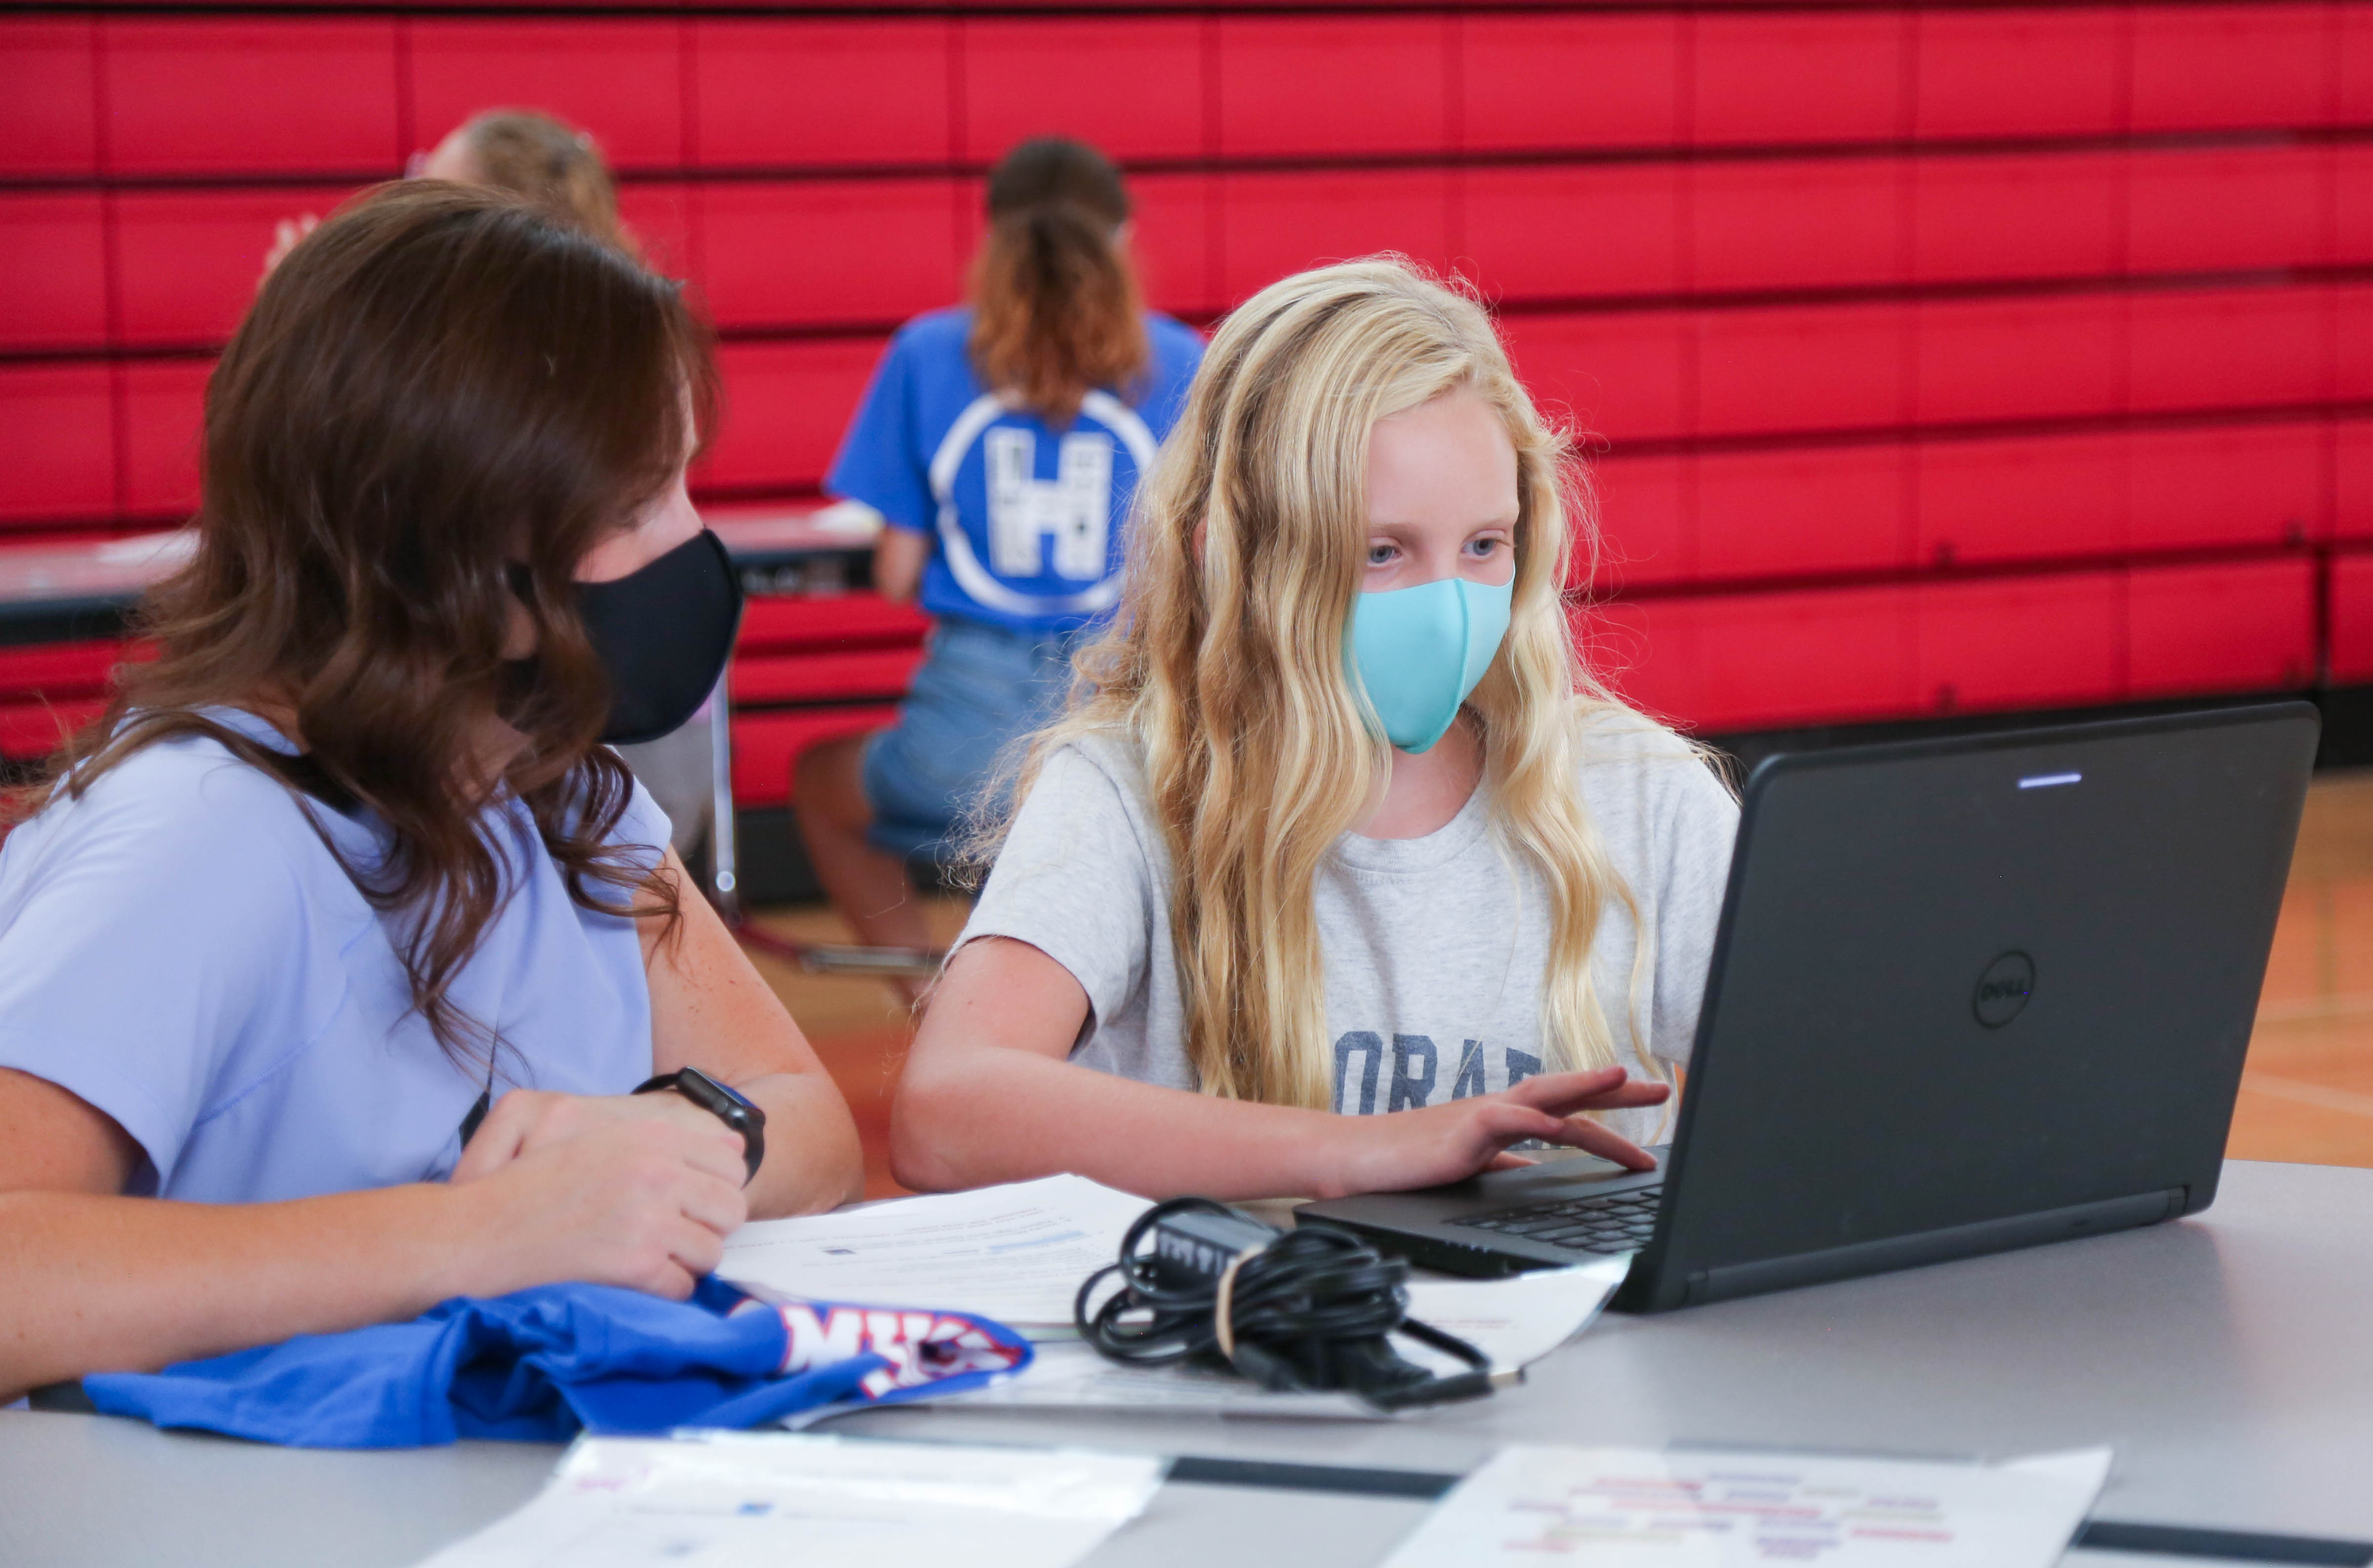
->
<box><xmin>893</xmin><ymin>258</ymin><xmax>1738</xmax><ymax>1202</ymax></box>
<box><xmin>267</xmin><ymin>109</ymin><xmax>633</xmax><ymax>273</ymax></box>
<box><xmin>410</xmin><ymin>110</ymin><xmax>632</xmax><ymax>251</ymax></box>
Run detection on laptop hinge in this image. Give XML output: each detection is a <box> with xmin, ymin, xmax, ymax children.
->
<box><xmin>1682</xmin><ymin>1188</ymin><xmax>2187</xmax><ymax>1307</ymax></box>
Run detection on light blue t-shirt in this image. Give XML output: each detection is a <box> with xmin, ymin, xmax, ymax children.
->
<box><xmin>0</xmin><ymin>711</ymin><xmax>668</xmax><ymax>1204</ymax></box>
<box><xmin>825</xmin><ymin>307</ymin><xmax>1205</xmax><ymax>635</ymax></box>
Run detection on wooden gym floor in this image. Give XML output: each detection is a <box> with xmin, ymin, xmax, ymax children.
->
<box><xmin>2229</xmin><ymin>769</ymin><xmax>2373</xmax><ymax>1165</ymax></box>
<box><xmin>745</xmin><ymin>769</ymin><xmax>2373</xmax><ymax>1199</ymax></box>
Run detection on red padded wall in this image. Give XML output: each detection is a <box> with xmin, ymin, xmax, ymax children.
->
<box><xmin>1692</xmin><ymin>157</ymin><xmax>1904</xmax><ymax>294</ymax></box>
<box><xmin>0</xmin><ymin>194</ymin><xmax>109</xmax><ymax>350</ymax></box>
<box><xmin>1911</xmin><ymin>8</ymin><xmax>2125</xmax><ymax>140</ymax></box>
<box><xmin>961</xmin><ymin>18</ymin><xmax>1203</xmax><ymax>165</ymax></box>
<box><xmin>1589</xmin><ymin>586</ymin><xmax>1919</xmax><ymax>732</ymax></box>
<box><xmin>1591</xmin><ymin>455</ymin><xmax>1689</xmax><ymax>589</ymax></box>
<box><xmin>2128</xmin><ymin>3</ymin><xmax>2339</xmax><ymax>131</ymax></box>
<box><xmin>119</xmin><ymin>360</ymin><xmax>210</xmax><ymax>521</ymax></box>
<box><xmin>1220</xmin><ymin>169</ymin><xmax>1454</xmax><ymax>304</ymax></box>
<box><xmin>693</xmin><ymin>20</ymin><xmax>949</xmax><ymax>170</ymax></box>
<box><xmin>410</xmin><ymin>20</ymin><xmax>687</xmax><ymax>171</ymax></box>
<box><xmin>1693</xmin><ymin>445</ymin><xmax>1910</xmax><ymax>583</ymax></box>
<box><xmin>2341</xmin><ymin>418</ymin><xmax>2373</xmax><ymax>543</ymax></box>
<box><xmin>2335</xmin><ymin>553</ymin><xmax>2373</xmax><ymax>681</ymax></box>
<box><xmin>1461</xmin><ymin>14</ymin><xmax>1681</xmax><ymax>153</ymax></box>
<box><xmin>1462</xmin><ymin>165</ymin><xmax>1682</xmax><ymax>303</ymax></box>
<box><xmin>101</xmin><ymin>20</ymin><xmax>403</xmax><ymax>177</ymax></box>
<box><xmin>115</xmin><ymin>187</ymin><xmax>359</xmax><ymax>349</ymax></box>
<box><xmin>1217</xmin><ymin>17</ymin><xmax>1449</xmax><ymax>160</ymax></box>
<box><xmin>0</xmin><ymin>366</ymin><xmax>115</xmax><ymax>524</ymax></box>
<box><xmin>4</xmin><ymin>0</ymin><xmax>2365</xmax><ymax>774</ymax></box>
<box><xmin>2128</xmin><ymin>423</ymin><xmax>2329</xmax><ymax>550</ymax></box>
<box><xmin>1918</xmin><ymin>571</ymin><xmax>2127</xmax><ymax>715</ymax></box>
<box><xmin>701</xmin><ymin>179</ymin><xmax>964</xmax><ymax>331</ymax></box>
<box><xmin>2128</xmin><ymin>146</ymin><xmax>2332</xmax><ymax>274</ymax></box>
<box><xmin>0</xmin><ymin>21</ymin><xmax>101</xmax><ymax>178</ymax></box>
<box><xmin>1505</xmin><ymin>312</ymin><xmax>1689</xmax><ymax>447</ymax></box>
<box><xmin>1691</xmin><ymin>12</ymin><xmax>1908</xmax><ymax>147</ymax></box>
<box><xmin>1916</xmin><ymin>431</ymin><xmax>2130</xmax><ymax>567</ymax></box>
<box><xmin>1911</xmin><ymin>153</ymin><xmax>2123</xmax><ymax>285</ymax></box>
<box><xmin>700</xmin><ymin>340</ymin><xmax>883</xmax><ymax>498</ymax></box>
<box><xmin>2128</xmin><ymin>557</ymin><xmax>2319</xmax><ymax>696</ymax></box>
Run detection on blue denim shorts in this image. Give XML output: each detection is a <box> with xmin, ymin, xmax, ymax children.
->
<box><xmin>862</xmin><ymin>618</ymin><xmax>1083</xmax><ymax>860</ymax></box>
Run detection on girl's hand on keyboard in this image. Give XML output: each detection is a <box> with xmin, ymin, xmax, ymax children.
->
<box><xmin>1317</xmin><ymin>1067</ymin><xmax>1668</xmax><ymax>1199</ymax></box>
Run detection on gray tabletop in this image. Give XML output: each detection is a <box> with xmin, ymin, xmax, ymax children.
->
<box><xmin>6</xmin><ymin>1158</ymin><xmax>2370</xmax><ymax>1568</ymax></box>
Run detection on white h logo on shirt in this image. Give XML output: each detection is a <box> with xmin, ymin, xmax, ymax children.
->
<box><xmin>984</xmin><ymin>428</ymin><xmax>1114</xmax><ymax>582</ymax></box>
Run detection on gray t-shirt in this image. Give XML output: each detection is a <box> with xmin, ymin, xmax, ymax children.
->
<box><xmin>956</xmin><ymin>713</ymin><xmax>1740</xmax><ymax>1147</ymax></box>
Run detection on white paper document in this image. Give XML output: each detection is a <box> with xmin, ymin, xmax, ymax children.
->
<box><xmin>1378</xmin><ymin>1444</ymin><xmax>2112</xmax><ymax>1567</ymax></box>
<box><xmin>804</xmin><ymin>497</ymin><xmax>886</xmax><ymax>538</ymax></box>
<box><xmin>720</xmin><ymin>1175</ymin><xmax>1152</xmax><ymax>1332</ymax></box>
<box><xmin>951</xmin><ymin>1257</ymin><xmax>1630</xmax><ymax>1419</ymax></box>
<box><xmin>1401</xmin><ymin>1259</ymin><xmax>1633</xmax><ymax>1371</ymax></box>
<box><xmin>413</xmin><ymin>1433</ymin><xmax>1162</xmax><ymax>1568</ymax></box>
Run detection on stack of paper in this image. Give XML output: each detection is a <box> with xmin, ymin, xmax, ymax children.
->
<box><xmin>415</xmin><ymin>1433</ymin><xmax>1162</xmax><ymax>1568</ymax></box>
<box><xmin>1378</xmin><ymin>1445</ymin><xmax>2113</xmax><ymax>1567</ymax></box>
<box><xmin>719</xmin><ymin>1175</ymin><xmax>1152</xmax><ymax>1333</ymax></box>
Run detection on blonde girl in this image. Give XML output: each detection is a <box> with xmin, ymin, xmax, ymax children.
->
<box><xmin>892</xmin><ymin>259</ymin><xmax>1738</xmax><ymax>1201</ymax></box>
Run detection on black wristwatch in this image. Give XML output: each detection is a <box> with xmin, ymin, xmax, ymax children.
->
<box><xmin>634</xmin><ymin>1067</ymin><xmax>765</xmax><ymax>1185</ymax></box>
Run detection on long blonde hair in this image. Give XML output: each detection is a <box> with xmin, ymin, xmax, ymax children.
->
<box><xmin>992</xmin><ymin>258</ymin><xmax>1669</xmax><ymax>1108</ymax></box>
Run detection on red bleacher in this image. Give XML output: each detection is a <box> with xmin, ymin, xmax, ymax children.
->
<box><xmin>0</xmin><ymin>640</ymin><xmax>118</xmax><ymax>762</ymax></box>
<box><xmin>2</xmin><ymin>2</ymin><xmax>2368</xmax><ymax>814</ymax></box>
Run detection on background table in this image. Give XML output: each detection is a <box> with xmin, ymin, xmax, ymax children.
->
<box><xmin>5</xmin><ymin>1158</ymin><xmax>2371</xmax><ymax>1568</ymax></box>
<box><xmin>0</xmin><ymin>512</ymin><xmax>876</xmax><ymax>648</ymax></box>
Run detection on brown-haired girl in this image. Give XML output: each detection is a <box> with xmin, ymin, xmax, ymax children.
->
<box><xmin>794</xmin><ymin>138</ymin><xmax>1205</xmax><ymax>974</ymax></box>
<box><xmin>0</xmin><ymin>183</ymin><xmax>863</xmax><ymax>1400</ymax></box>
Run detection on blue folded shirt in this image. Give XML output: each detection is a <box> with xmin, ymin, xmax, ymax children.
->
<box><xmin>83</xmin><ymin>1278</ymin><xmax>1032</xmax><ymax>1448</ymax></box>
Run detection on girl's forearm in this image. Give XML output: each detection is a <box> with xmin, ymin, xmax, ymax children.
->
<box><xmin>736</xmin><ymin>1071</ymin><xmax>865</xmax><ymax>1217</ymax></box>
<box><xmin>0</xmin><ymin>1183</ymin><xmax>488</xmax><ymax>1401</ymax></box>
<box><xmin>892</xmin><ymin>1047</ymin><xmax>1347</xmax><ymax>1201</ymax></box>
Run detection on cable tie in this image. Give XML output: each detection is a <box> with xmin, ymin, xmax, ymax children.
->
<box><xmin>1211</xmin><ymin>1244</ymin><xmax>1265</xmax><ymax>1363</ymax></box>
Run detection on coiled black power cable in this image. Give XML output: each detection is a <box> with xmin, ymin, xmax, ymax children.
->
<box><xmin>1074</xmin><ymin>1197</ymin><xmax>1508</xmax><ymax>1410</ymax></box>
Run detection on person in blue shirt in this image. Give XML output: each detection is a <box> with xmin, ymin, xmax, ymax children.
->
<box><xmin>0</xmin><ymin>184</ymin><xmax>862</xmax><ymax>1402</ymax></box>
<box><xmin>794</xmin><ymin>139</ymin><xmax>1204</xmax><ymax>980</ymax></box>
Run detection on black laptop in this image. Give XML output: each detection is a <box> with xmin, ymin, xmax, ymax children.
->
<box><xmin>1299</xmin><ymin>703</ymin><xmax>2319</xmax><ymax>1312</ymax></box>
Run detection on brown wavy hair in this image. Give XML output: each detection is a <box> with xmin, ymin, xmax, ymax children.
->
<box><xmin>8</xmin><ymin>182</ymin><xmax>716</xmax><ymax>1060</ymax></box>
<box><xmin>967</xmin><ymin>138</ymin><xmax>1150</xmax><ymax>422</ymax></box>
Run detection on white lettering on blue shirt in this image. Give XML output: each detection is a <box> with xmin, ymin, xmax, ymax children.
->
<box><xmin>984</xmin><ymin>427</ymin><xmax>1115</xmax><ymax>582</ymax></box>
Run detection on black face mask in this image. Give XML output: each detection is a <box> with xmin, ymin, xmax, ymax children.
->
<box><xmin>569</xmin><ymin>530</ymin><xmax>745</xmax><ymax>745</ymax></box>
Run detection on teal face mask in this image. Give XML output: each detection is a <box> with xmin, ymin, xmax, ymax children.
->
<box><xmin>1346</xmin><ymin>576</ymin><xmax>1514</xmax><ymax>754</ymax></box>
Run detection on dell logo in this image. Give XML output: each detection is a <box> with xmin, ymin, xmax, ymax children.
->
<box><xmin>1974</xmin><ymin>952</ymin><xmax>2036</xmax><ymax>1028</ymax></box>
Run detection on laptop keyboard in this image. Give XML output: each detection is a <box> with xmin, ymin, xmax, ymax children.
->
<box><xmin>1453</xmin><ymin>1185</ymin><xmax>1665</xmax><ymax>1254</ymax></box>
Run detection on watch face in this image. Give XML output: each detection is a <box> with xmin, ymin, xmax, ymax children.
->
<box><xmin>679</xmin><ymin>1067</ymin><xmax>760</xmax><ymax>1126</ymax></box>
